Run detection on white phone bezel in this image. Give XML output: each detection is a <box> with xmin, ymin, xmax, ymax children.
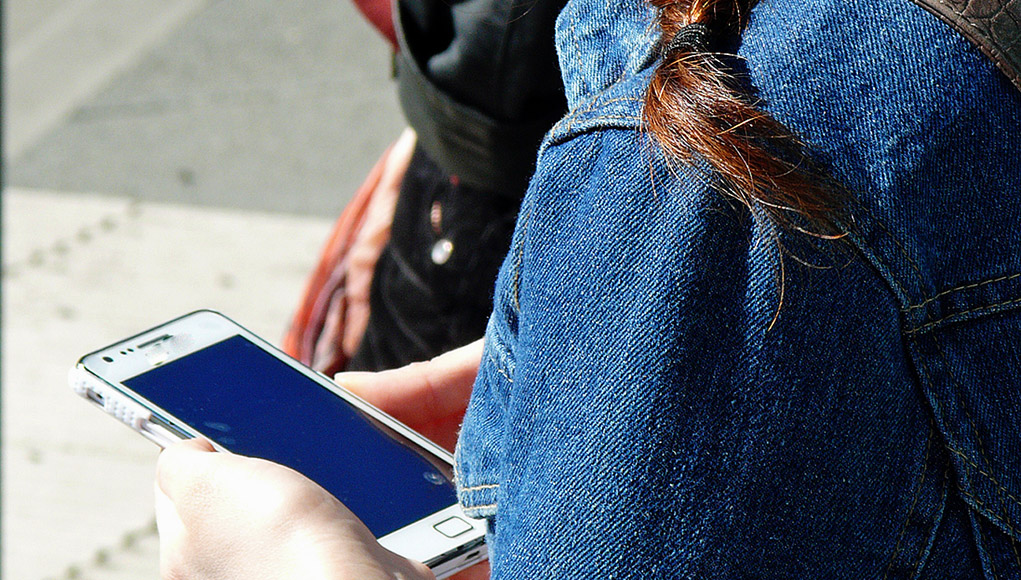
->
<box><xmin>70</xmin><ymin>309</ymin><xmax>487</xmax><ymax>578</ymax></box>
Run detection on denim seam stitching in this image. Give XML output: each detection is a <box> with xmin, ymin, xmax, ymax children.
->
<box><xmin>896</xmin><ymin>208</ymin><xmax>1019</xmax><ymax>567</ymax></box>
<box><xmin>883</xmin><ymin>423</ymin><xmax>936</xmax><ymax>579</ymax></box>
<box><xmin>485</xmin><ymin>348</ymin><xmax>515</xmax><ymax>385</ymax></box>
<box><xmin>909</xmin><ymin>467</ymin><xmax>952</xmax><ymax>579</ymax></box>
<box><xmin>495</xmin><ymin>364</ymin><xmax>514</xmax><ymax>384</ymax></box>
<box><xmin>915</xmin><ymin>352</ymin><xmax>972</xmax><ymax>489</ymax></box>
<box><xmin>586</xmin><ymin>115</ymin><xmax>643</xmax><ymax>123</ymax></box>
<box><xmin>906</xmin><ymin>273</ymin><xmax>1021</xmax><ymax>311</ymax></box>
<box><xmin>907</xmin><ymin>297</ymin><xmax>1021</xmax><ymax>335</ymax></box>
<box><xmin>871</xmin><ymin>248</ymin><xmax>912</xmax><ymax>304</ymax></box>
<box><xmin>845</xmin><ymin>219</ymin><xmax>912</xmax><ymax>300</ymax></box>
<box><xmin>857</xmin><ymin>203</ymin><xmax>925</xmax><ymax>284</ymax></box>
<box><xmin>556</xmin><ymin>97</ymin><xmax>643</xmax><ymax>136</ymax></box>
<box><xmin>946</xmin><ymin>447</ymin><xmax>1021</xmax><ymax>512</ymax></box>
<box><xmin>862</xmin><ymin>206</ymin><xmax>1021</xmax><ymax>333</ymax></box>
<box><xmin>872</xmin><ymin>212</ymin><xmax>926</xmax><ymax>281</ymax></box>
<box><xmin>460</xmin><ymin>482</ymin><xmax>500</xmax><ymax>492</ymax></box>
<box><xmin>933</xmin><ymin>338</ymin><xmax>1021</xmax><ymax>566</ymax></box>
<box><xmin>976</xmin><ymin>510</ymin><xmax>1003</xmax><ymax>580</ymax></box>
<box><xmin>912</xmin><ymin>350</ymin><xmax>1019</xmax><ymax>514</ymax></box>
<box><xmin>960</xmin><ymin>489</ymin><xmax>1021</xmax><ymax>540</ymax></box>
<box><xmin>842</xmin><ymin>228</ymin><xmax>912</xmax><ymax>308</ymax></box>
<box><xmin>466</xmin><ymin>502</ymin><xmax>498</xmax><ymax>510</ymax></box>
<box><xmin>570</xmin><ymin>96</ymin><xmax>643</xmax><ymax>119</ymax></box>
<box><xmin>911</xmin><ymin>347</ymin><xmax>980</xmax><ymax>574</ymax></box>
<box><xmin>510</xmin><ymin>205</ymin><xmax>531</xmax><ymax>313</ymax></box>
<box><xmin>866</xmin><ymin>206</ymin><xmax>1021</xmax><ymax>331</ymax></box>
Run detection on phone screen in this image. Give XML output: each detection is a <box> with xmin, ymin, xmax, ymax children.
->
<box><xmin>123</xmin><ymin>334</ymin><xmax>457</xmax><ymax>537</ymax></box>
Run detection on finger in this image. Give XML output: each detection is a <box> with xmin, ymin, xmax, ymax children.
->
<box><xmin>154</xmin><ymin>481</ymin><xmax>186</xmax><ymax>573</ymax></box>
<box><xmin>449</xmin><ymin>560</ymin><xmax>490</xmax><ymax>580</ymax></box>
<box><xmin>154</xmin><ymin>481</ymin><xmax>184</xmax><ymax>540</ymax></box>
<box><xmin>336</xmin><ymin>339</ymin><xmax>483</xmax><ymax>421</ymax></box>
<box><xmin>155</xmin><ymin>438</ymin><xmax>223</xmax><ymax>510</ymax></box>
<box><xmin>179</xmin><ymin>437</ymin><xmax>216</xmax><ymax>452</ymax></box>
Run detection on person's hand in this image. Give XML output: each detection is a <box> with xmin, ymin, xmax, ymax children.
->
<box><xmin>337</xmin><ymin>341</ymin><xmax>491</xmax><ymax>580</ymax></box>
<box><xmin>335</xmin><ymin>339</ymin><xmax>483</xmax><ymax>453</ymax></box>
<box><xmin>155</xmin><ymin>438</ymin><xmax>435</xmax><ymax>580</ymax></box>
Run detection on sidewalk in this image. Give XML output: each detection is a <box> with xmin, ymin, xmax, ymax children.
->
<box><xmin>4</xmin><ymin>0</ymin><xmax>398</xmax><ymax>574</ymax></box>
<box><xmin>2</xmin><ymin>187</ymin><xmax>332</xmax><ymax>579</ymax></box>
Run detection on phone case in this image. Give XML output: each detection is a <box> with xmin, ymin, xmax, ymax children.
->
<box><xmin>70</xmin><ymin>366</ymin><xmax>182</xmax><ymax>448</ymax></box>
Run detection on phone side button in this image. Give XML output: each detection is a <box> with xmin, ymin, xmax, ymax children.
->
<box><xmin>432</xmin><ymin>517</ymin><xmax>474</xmax><ymax>538</ymax></box>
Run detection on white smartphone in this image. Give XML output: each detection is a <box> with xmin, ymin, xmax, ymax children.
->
<box><xmin>69</xmin><ymin>309</ymin><xmax>486</xmax><ymax>578</ymax></box>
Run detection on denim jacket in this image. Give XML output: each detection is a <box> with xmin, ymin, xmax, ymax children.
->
<box><xmin>454</xmin><ymin>0</ymin><xmax>1021</xmax><ymax>577</ymax></box>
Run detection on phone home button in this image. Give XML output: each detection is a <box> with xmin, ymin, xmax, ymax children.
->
<box><xmin>433</xmin><ymin>516</ymin><xmax>473</xmax><ymax>538</ymax></box>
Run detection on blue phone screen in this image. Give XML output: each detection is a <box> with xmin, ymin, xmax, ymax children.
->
<box><xmin>124</xmin><ymin>334</ymin><xmax>456</xmax><ymax>537</ymax></box>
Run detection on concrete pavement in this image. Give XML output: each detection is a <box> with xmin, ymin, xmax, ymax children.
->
<box><xmin>4</xmin><ymin>0</ymin><xmax>402</xmax><ymax>577</ymax></box>
<box><xmin>3</xmin><ymin>187</ymin><xmax>333</xmax><ymax>579</ymax></box>
<box><xmin>7</xmin><ymin>0</ymin><xmax>404</xmax><ymax>216</ymax></box>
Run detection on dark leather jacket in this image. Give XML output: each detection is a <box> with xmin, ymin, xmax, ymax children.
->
<box><xmin>393</xmin><ymin>0</ymin><xmax>568</xmax><ymax>198</ymax></box>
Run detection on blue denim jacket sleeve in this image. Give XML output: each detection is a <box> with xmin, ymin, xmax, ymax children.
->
<box><xmin>455</xmin><ymin>0</ymin><xmax>1021</xmax><ymax>577</ymax></box>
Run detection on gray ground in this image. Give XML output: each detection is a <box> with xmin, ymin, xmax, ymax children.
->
<box><xmin>4</xmin><ymin>1</ymin><xmax>405</xmax><ymax>578</ymax></box>
<box><xmin>6</xmin><ymin>0</ymin><xmax>405</xmax><ymax>216</ymax></box>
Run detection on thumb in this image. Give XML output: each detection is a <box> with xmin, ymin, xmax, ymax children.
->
<box><xmin>155</xmin><ymin>438</ymin><xmax>219</xmax><ymax>511</ymax></box>
<box><xmin>335</xmin><ymin>339</ymin><xmax>483</xmax><ymax>422</ymax></box>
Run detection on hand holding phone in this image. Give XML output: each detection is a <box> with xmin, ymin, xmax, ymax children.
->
<box><xmin>336</xmin><ymin>339</ymin><xmax>483</xmax><ymax>453</ymax></box>
<box><xmin>71</xmin><ymin>310</ymin><xmax>487</xmax><ymax>579</ymax></box>
<box><xmin>156</xmin><ymin>438</ymin><xmax>436</xmax><ymax>580</ymax></box>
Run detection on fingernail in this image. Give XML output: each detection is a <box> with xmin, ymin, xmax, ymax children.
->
<box><xmin>333</xmin><ymin>371</ymin><xmax>374</xmax><ymax>384</ymax></box>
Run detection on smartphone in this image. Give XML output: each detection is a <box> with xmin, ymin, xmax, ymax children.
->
<box><xmin>69</xmin><ymin>309</ymin><xmax>486</xmax><ymax>578</ymax></box>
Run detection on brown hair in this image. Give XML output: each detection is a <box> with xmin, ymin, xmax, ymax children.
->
<box><xmin>644</xmin><ymin>0</ymin><xmax>844</xmax><ymax>234</ymax></box>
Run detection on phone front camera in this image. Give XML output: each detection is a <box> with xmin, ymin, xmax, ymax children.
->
<box><xmin>102</xmin><ymin>356</ymin><xmax>114</xmax><ymax>363</ymax></box>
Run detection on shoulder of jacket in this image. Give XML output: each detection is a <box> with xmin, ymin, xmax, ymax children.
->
<box><xmin>544</xmin><ymin>69</ymin><xmax>652</xmax><ymax>148</ymax></box>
